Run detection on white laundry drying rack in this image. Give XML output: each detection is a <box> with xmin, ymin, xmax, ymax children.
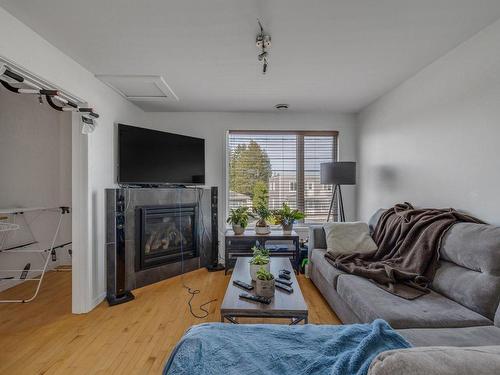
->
<box><xmin>0</xmin><ymin>206</ymin><xmax>70</xmax><ymax>303</ymax></box>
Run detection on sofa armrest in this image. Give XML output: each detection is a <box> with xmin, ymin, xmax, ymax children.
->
<box><xmin>368</xmin><ymin>346</ymin><xmax>500</xmax><ymax>375</ymax></box>
<box><xmin>308</xmin><ymin>225</ymin><xmax>326</xmax><ymax>261</ymax></box>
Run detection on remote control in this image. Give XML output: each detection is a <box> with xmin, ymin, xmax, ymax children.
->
<box><xmin>233</xmin><ymin>280</ymin><xmax>254</xmax><ymax>291</ymax></box>
<box><xmin>279</xmin><ymin>272</ymin><xmax>291</xmax><ymax>280</ymax></box>
<box><xmin>280</xmin><ymin>269</ymin><xmax>291</xmax><ymax>275</ymax></box>
<box><xmin>239</xmin><ymin>292</ymin><xmax>271</xmax><ymax>304</ymax></box>
<box><xmin>276</xmin><ymin>278</ymin><xmax>293</xmax><ymax>286</ymax></box>
<box><xmin>275</xmin><ymin>283</ymin><xmax>293</xmax><ymax>293</ymax></box>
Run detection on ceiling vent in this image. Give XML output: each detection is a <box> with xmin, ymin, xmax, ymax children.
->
<box><xmin>96</xmin><ymin>75</ymin><xmax>178</xmax><ymax>111</ymax></box>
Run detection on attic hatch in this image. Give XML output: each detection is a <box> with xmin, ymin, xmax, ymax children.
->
<box><xmin>96</xmin><ymin>75</ymin><xmax>178</xmax><ymax>111</ymax></box>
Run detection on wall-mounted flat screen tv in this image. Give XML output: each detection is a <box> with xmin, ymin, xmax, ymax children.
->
<box><xmin>118</xmin><ymin>124</ymin><xmax>205</xmax><ymax>185</ymax></box>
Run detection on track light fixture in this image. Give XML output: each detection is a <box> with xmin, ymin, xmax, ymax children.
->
<box><xmin>256</xmin><ymin>19</ymin><xmax>271</xmax><ymax>74</ymax></box>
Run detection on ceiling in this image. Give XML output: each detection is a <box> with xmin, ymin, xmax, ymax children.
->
<box><xmin>2</xmin><ymin>0</ymin><xmax>500</xmax><ymax>113</ymax></box>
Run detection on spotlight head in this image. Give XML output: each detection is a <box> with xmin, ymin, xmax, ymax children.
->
<box><xmin>262</xmin><ymin>35</ymin><xmax>271</xmax><ymax>48</ymax></box>
<box><xmin>81</xmin><ymin>115</ymin><xmax>96</xmax><ymax>134</ymax></box>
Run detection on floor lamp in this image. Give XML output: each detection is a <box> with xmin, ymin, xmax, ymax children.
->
<box><xmin>320</xmin><ymin>162</ymin><xmax>356</xmax><ymax>222</ymax></box>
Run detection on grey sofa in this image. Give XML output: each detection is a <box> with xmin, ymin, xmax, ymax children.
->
<box><xmin>308</xmin><ymin>210</ymin><xmax>500</xmax><ymax>347</ymax></box>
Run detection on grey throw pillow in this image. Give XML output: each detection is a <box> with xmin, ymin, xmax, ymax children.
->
<box><xmin>323</xmin><ymin>221</ymin><xmax>377</xmax><ymax>255</ymax></box>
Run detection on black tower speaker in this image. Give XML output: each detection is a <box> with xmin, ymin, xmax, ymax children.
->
<box><xmin>206</xmin><ymin>186</ymin><xmax>224</xmax><ymax>272</ymax></box>
<box><xmin>106</xmin><ymin>190</ymin><xmax>135</xmax><ymax>306</ymax></box>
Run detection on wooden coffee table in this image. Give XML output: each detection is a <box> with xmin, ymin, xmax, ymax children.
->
<box><xmin>220</xmin><ymin>257</ymin><xmax>308</xmax><ymax>324</ymax></box>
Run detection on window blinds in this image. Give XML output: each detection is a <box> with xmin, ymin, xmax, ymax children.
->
<box><xmin>228</xmin><ymin>131</ymin><xmax>338</xmax><ymax>223</ymax></box>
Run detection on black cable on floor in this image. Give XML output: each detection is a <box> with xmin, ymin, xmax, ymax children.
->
<box><xmin>183</xmin><ymin>284</ymin><xmax>217</xmax><ymax>319</ymax></box>
<box><xmin>177</xmin><ymin>187</ymin><xmax>217</xmax><ymax>319</ymax></box>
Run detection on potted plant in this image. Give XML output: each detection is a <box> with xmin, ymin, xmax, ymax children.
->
<box><xmin>272</xmin><ymin>202</ymin><xmax>305</xmax><ymax>235</ymax></box>
<box><xmin>255</xmin><ymin>267</ymin><xmax>275</xmax><ymax>298</ymax></box>
<box><xmin>252</xmin><ymin>245</ymin><xmax>270</xmax><ymax>258</ymax></box>
<box><xmin>249</xmin><ymin>253</ymin><xmax>270</xmax><ymax>281</ymax></box>
<box><xmin>253</xmin><ymin>204</ymin><xmax>272</xmax><ymax>235</ymax></box>
<box><xmin>227</xmin><ymin>207</ymin><xmax>251</xmax><ymax>235</ymax></box>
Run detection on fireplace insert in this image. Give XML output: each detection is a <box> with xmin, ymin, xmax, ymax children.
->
<box><xmin>135</xmin><ymin>204</ymin><xmax>199</xmax><ymax>270</ymax></box>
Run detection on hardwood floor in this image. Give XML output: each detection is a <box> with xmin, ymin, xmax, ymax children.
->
<box><xmin>0</xmin><ymin>268</ymin><xmax>340</xmax><ymax>375</ymax></box>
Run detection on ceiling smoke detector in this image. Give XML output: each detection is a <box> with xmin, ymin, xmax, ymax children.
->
<box><xmin>274</xmin><ymin>104</ymin><xmax>289</xmax><ymax>110</ymax></box>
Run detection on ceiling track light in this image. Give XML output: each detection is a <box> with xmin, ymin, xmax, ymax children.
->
<box><xmin>256</xmin><ymin>19</ymin><xmax>271</xmax><ymax>74</ymax></box>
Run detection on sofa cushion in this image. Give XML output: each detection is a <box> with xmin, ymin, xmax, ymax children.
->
<box><xmin>368</xmin><ymin>208</ymin><xmax>386</xmax><ymax>234</ymax></box>
<box><xmin>433</xmin><ymin>222</ymin><xmax>500</xmax><ymax>320</ymax></box>
<box><xmin>324</xmin><ymin>222</ymin><xmax>378</xmax><ymax>255</ymax></box>
<box><xmin>311</xmin><ymin>249</ymin><xmax>345</xmax><ymax>288</ymax></box>
<box><xmin>432</xmin><ymin>261</ymin><xmax>500</xmax><ymax>320</ymax></box>
<box><xmin>368</xmin><ymin>346</ymin><xmax>500</xmax><ymax>375</ymax></box>
<box><xmin>336</xmin><ymin>274</ymin><xmax>493</xmax><ymax>329</ymax></box>
<box><xmin>398</xmin><ymin>326</ymin><xmax>500</xmax><ymax>347</ymax></box>
<box><xmin>440</xmin><ymin>223</ymin><xmax>500</xmax><ymax>275</ymax></box>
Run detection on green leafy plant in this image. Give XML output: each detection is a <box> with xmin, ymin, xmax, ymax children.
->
<box><xmin>256</xmin><ymin>267</ymin><xmax>274</xmax><ymax>281</ymax></box>
<box><xmin>272</xmin><ymin>202</ymin><xmax>305</xmax><ymax>226</ymax></box>
<box><xmin>226</xmin><ymin>206</ymin><xmax>252</xmax><ymax>229</ymax></box>
<box><xmin>253</xmin><ymin>204</ymin><xmax>272</xmax><ymax>228</ymax></box>
<box><xmin>249</xmin><ymin>254</ymin><xmax>270</xmax><ymax>266</ymax></box>
<box><xmin>252</xmin><ymin>245</ymin><xmax>270</xmax><ymax>258</ymax></box>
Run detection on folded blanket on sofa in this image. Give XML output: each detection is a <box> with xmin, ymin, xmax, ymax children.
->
<box><xmin>164</xmin><ymin>320</ymin><xmax>410</xmax><ymax>375</ymax></box>
<box><xmin>325</xmin><ymin>202</ymin><xmax>482</xmax><ymax>299</ymax></box>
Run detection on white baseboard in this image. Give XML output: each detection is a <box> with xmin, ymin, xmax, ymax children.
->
<box><xmin>91</xmin><ymin>291</ymin><xmax>106</xmax><ymax>310</ymax></box>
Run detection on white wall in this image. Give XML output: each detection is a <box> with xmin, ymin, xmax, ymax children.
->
<box><xmin>0</xmin><ymin>88</ymin><xmax>72</xmax><ymax>292</ymax></box>
<box><xmin>0</xmin><ymin>6</ymin><xmax>357</xmax><ymax>311</ymax></box>
<box><xmin>0</xmin><ymin>7</ymin><xmax>144</xmax><ymax>312</ymax></box>
<box><xmin>145</xmin><ymin>111</ymin><xmax>358</xmax><ymax>250</ymax></box>
<box><xmin>357</xmin><ymin>19</ymin><xmax>500</xmax><ymax>225</ymax></box>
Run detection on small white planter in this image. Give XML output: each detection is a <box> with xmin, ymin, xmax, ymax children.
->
<box><xmin>249</xmin><ymin>262</ymin><xmax>270</xmax><ymax>281</ymax></box>
<box><xmin>255</xmin><ymin>225</ymin><xmax>271</xmax><ymax>235</ymax></box>
<box><xmin>256</xmin><ymin>278</ymin><xmax>275</xmax><ymax>298</ymax></box>
<box><xmin>232</xmin><ymin>224</ymin><xmax>245</xmax><ymax>235</ymax></box>
<box><xmin>282</xmin><ymin>223</ymin><xmax>293</xmax><ymax>235</ymax></box>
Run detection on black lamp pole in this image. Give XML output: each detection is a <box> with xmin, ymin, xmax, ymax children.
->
<box><xmin>321</xmin><ymin>162</ymin><xmax>356</xmax><ymax>222</ymax></box>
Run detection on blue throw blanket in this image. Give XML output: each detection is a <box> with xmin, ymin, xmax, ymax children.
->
<box><xmin>164</xmin><ymin>320</ymin><xmax>410</xmax><ymax>375</ymax></box>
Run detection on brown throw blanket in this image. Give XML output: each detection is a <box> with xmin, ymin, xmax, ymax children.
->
<box><xmin>325</xmin><ymin>202</ymin><xmax>483</xmax><ymax>299</ymax></box>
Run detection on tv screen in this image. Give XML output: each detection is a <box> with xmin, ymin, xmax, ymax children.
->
<box><xmin>118</xmin><ymin>124</ymin><xmax>205</xmax><ymax>185</ymax></box>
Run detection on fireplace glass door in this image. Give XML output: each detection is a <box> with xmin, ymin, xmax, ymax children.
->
<box><xmin>136</xmin><ymin>205</ymin><xmax>198</xmax><ymax>270</ymax></box>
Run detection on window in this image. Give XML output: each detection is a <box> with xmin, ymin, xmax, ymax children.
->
<box><xmin>227</xmin><ymin>131</ymin><xmax>338</xmax><ymax>223</ymax></box>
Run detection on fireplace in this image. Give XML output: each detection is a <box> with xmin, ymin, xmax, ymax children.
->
<box><xmin>135</xmin><ymin>204</ymin><xmax>199</xmax><ymax>270</ymax></box>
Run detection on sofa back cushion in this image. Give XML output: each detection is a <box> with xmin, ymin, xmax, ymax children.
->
<box><xmin>368</xmin><ymin>346</ymin><xmax>500</xmax><ymax>375</ymax></box>
<box><xmin>432</xmin><ymin>222</ymin><xmax>500</xmax><ymax>321</ymax></box>
<box><xmin>368</xmin><ymin>208</ymin><xmax>386</xmax><ymax>234</ymax></box>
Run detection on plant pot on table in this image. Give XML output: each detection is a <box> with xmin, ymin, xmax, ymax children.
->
<box><xmin>255</xmin><ymin>277</ymin><xmax>275</xmax><ymax>298</ymax></box>
<box><xmin>232</xmin><ymin>224</ymin><xmax>245</xmax><ymax>235</ymax></box>
<box><xmin>250</xmin><ymin>262</ymin><xmax>270</xmax><ymax>281</ymax></box>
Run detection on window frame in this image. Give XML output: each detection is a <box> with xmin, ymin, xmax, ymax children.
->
<box><xmin>226</xmin><ymin>130</ymin><xmax>339</xmax><ymax>225</ymax></box>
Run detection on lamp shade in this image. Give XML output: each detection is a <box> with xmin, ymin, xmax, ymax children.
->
<box><xmin>320</xmin><ymin>162</ymin><xmax>356</xmax><ymax>185</ymax></box>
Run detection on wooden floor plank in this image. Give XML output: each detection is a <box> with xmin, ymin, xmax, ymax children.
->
<box><xmin>0</xmin><ymin>268</ymin><xmax>340</xmax><ymax>374</ymax></box>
